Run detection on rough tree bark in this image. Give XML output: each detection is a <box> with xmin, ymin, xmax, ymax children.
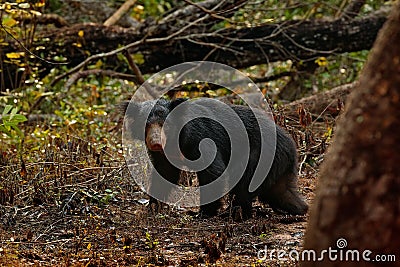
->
<box><xmin>302</xmin><ymin>2</ymin><xmax>400</xmax><ymax>266</ymax></box>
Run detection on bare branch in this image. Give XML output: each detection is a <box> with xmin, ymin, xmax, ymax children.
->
<box><xmin>14</xmin><ymin>14</ymin><xmax>69</xmax><ymax>27</ymax></box>
<box><xmin>160</xmin><ymin>0</ymin><xmax>247</xmax><ymax>24</ymax></box>
<box><xmin>123</xmin><ymin>50</ymin><xmax>158</xmax><ymax>98</ymax></box>
<box><xmin>3</xmin><ymin>2</ymin><xmax>390</xmax><ymax>93</ymax></box>
<box><xmin>103</xmin><ymin>0</ymin><xmax>137</xmax><ymax>27</ymax></box>
<box><xmin>65</xmin><ymin>69</ymin><xmax>138</xmax><ymax>89</ymax></box>
<box><xmin>50</xmin><ymin>13</ymin><xmax>212</xmax><ymax>87</ymax></box>
<box><xmin>182</xmin><ymin>0</ymin><xmax>235</xmax><ymax>22</ymax></box>
<box><xmin>340</xmin><ymin>0</ymin><xmax>366</xmax><ymax>20</ymax></box>
<box><xmin>0</xmin><ymin>24</ymin><xmax>67</xmax><ymax>65</ymax></box>
<box><xmin>252</xmin><ymin>71</ymin><xmax>294</xmax><ymax>83</ymax></box>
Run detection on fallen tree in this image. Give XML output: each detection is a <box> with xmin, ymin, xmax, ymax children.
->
<box><xmin>283</xmin><ymin>82</ymin><xmax>356</xmax><ymax>118</ymax></box>
<box><xmin>1</xmin><ymin>0</ymin><xmax>390</xmax><ymax>90</ymax></box>
<box><xmin>39</xmin><ymin>8</ymin><xmax>390</xmax><ymax>75</ymax></box>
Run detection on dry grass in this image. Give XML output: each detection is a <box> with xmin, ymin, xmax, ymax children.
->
<box><xmin>0</xmin><ymin>106</ymin><xmax>328</xmax><ymax>266</ymax></box>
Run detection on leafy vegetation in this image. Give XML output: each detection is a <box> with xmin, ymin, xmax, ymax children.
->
<box><xmin>1</xmin><ymin>104</ymin><xmax>27</xmax><ymax>140</ymax></box>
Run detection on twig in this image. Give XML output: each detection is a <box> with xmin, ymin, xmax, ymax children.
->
<box><xmin>65</xmin><ymin>69</ymin><xmax>138</xmax><ymax>89</ymax></box>
<box><xmin>0</xmin><ymin>24</ymin><xmax>67</xmax><ymax>65</ymax></box>
<box><xmin>184</xmin><ymin>37</ymin><xmax>241</xmax><ymax>54</ymax></box>
<box><xmin>30</xmin><ymin>13</ymin><xmax>213</xmax><ymax>112</ymax></box>
<box><xmin>50</xmin><ymin>14</ymin><xmax>210</xmax><ymax>88</ymax></box>
<box><xmin>122</xmin><ymin>50</ymin><xmax>145</xmax><ymax>85</ymax></box>
<box><xmin>182</xmin><ymin>0</ymin><xmax>235</xmax><ymax>23</ymax></box>
<box><xmin>123</xmin><ymin>50</ymin><xmax>158</xmax><ymax>98</ymax></box>
<box><xmin>298</xmin><ymin>153</ymin><xmax>308</xmax><ymax>175</ymax></box>
<box><xmin>14</xmin><ymin>13</ymin><xmax>69</xmax><ymax>28</ymax></box>
<box><xmin>252</xmin><ymin>71</ymin><xmax>293</xmax><ymax>83</ymax></box>
<box><xmin>160</xmin><ymin>0</ymin><xmax>223</xmax><ymax>24</ymax></box>
<box><xmin>339</xmin><ymin>0</ymin><xmax>366</xmax><ymax>20</ymax></box>
<box><xmin>103</xmin><ymin>0</ymin><xmax>137</xmax><ymax>27</ymax></box>
<box><xmin>32</xmin><ymin>218</ymin><xmax>65</xmax><ymax>242</ymax></box>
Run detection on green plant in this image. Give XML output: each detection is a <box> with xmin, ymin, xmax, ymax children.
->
<box><xmin>0</xmin><ymin>105</ymin><xmax>27</xmax><ymax>139</ymax></box>
<box><xmin>145</xmin><ymin>231</ymin><xmax>159</xmax><ymax>250</ymax></box>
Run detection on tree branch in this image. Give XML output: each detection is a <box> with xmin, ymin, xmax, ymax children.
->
<box><xmin>103</xmin><ymin>0</ymin><xmax>137</xmax><ymax>27</ymax></box>
<box><xmin>123</xmin><ymin>50</ymin><xmax>158</xmax><ymax>98</ymax></box>
<box><xmin>340</xmin><ymin>0</ymin><xmax>366</xmax><ymax>20</ymax></box>
<box><xmin>65</xmin><ymin>69</ymin><xmax>138</xmax><ymax>89</ymax></box>
<box><xmin>14</xmin><ymin>13</ymin><xmax>69</xmax><ymax>27</ymax></box>
<box><xmin>1</xmin><ymin>2</ymin><xmax>391</xmax><ymax>92</ymax></box>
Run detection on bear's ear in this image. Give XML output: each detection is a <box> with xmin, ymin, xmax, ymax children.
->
<box><xmin>169</xmin><ymin>98</ymin><xmax>188</xmax><ymax>110</ymax></box>
<box><xmin>118</xmin><ymin>101</ymin><xmax>130</xmax><ymax>114</ymax></box>
<box><xmin>119</xmin><ymin>101</ymin><xmax>141</xmax><ymax>118</ymax></box>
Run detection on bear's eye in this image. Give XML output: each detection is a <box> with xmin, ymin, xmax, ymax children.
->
<box><xmin>154</xmin><ymin>110</ymin><xmax>165</xmax><ymax>117</ymax></box>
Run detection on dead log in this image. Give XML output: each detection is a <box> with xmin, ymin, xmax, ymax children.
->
<box><xmin>283</xmin><ymin>82</ymin><xmax>357</xmax><ymax>117</ymax></box>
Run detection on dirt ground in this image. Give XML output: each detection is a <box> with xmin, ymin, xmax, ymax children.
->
<box><xmin>0</xmin><ymin>164</ymin><xmax>316</xmax><ymax>266</ymax></box>
<box><xmin>0</xmin><ymin>114</ymin><xmax>323</xmax><ymax>266</ymax></box>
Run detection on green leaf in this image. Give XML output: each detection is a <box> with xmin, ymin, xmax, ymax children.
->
<box><xmin>2</xmin><ymin>105</ymin><xmax>12</xmax><ymax>116</ymax></box>
<box><xmin>11</xmin><ymin>106</ymin><xmax>18</xmax><ymax>117</ymax></box>
<box><xmin>10</xmin><ymin>114</ymin><xmax>27</xmax><ymax>124</ymax></box>
<box><xmin>11</xmin><ymin>124</ymin><xmax>23</xmax><ymax>137</ymax></box>
<box><xmin>0</xmin><ymin>125</ymin><xmax>11</xmax><ymax>136</ymax></box>
<box><xmin>2</xmin><ymin>113</ymin><xmax>27</xmax><ymax>128</ymax></box>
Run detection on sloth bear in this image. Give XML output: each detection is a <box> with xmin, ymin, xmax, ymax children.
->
<box><xmin>122</xmin><ymin>98</ymin><xmax>308</xmax><ymax>218</ymax></box>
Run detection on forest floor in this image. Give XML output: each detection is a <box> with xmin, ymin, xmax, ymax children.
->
<box><xmin>0</xmin><ymin>109</ymin><xmax>325</xmax><ymax>266</ymax></box>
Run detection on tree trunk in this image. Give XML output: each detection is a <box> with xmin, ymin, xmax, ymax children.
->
<box><xmin>302</xmin><ymin>2</ymin><xmax>400</xmax><ymax>267</ymax></box>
